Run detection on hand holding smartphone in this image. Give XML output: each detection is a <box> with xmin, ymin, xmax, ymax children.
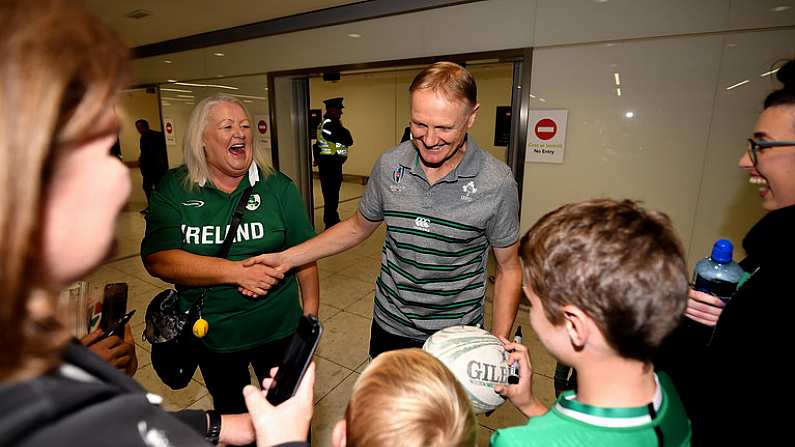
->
<box><xmin>266</xmin><ymin>314</ymin><xmax>323</xmax><ymax>406</ymax></box>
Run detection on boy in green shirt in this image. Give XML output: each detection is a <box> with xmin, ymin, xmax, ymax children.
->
<box><xmin>491</xmin><ymin>199</ymin><xmax>692</xmax><ymax>447</ymax></box>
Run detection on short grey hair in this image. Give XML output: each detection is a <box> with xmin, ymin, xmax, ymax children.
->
<box><xmin>183</xmin><ymin>94</ymin><xmax>272</xmax><ymax>187</ymax></box>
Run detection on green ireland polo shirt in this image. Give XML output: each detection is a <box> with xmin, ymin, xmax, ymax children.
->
<box><xmin>491</xmin><ymin>372</ymin><xmax>692</xmax><ymax>447</ymax></box>
<box><xmin>141</xmin><ymin>164</ymin><xmax>315</xmax><ymax>352</ymax></box>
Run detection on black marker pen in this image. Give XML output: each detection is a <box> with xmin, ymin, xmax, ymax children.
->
<box><xmin>508</xmin><ymin>326</ymin><xmax>523</xmax><ymax>384</ymax></box>
<box><xmin>103</xmin><ymin>309</ymin><xmax>136</xmax><ymax>339</ymax></box>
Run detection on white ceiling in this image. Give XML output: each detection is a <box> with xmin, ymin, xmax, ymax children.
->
<box><xmin>84</xmin><ymin>0</ymin><xmax>362</xmax><ymax>46</ymax></box>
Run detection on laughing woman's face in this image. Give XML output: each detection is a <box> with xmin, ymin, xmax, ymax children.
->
<box><xmin>739</xmin><ymin>105</ymin><xmax>795</xmax><ymax>211</ymax></box>
<box><xmin>203</xmin><ymin>101</ymin><xmax>253</xmax><ymax>185</ymax></box>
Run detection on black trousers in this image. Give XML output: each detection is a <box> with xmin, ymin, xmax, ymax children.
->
<box><xmin>198</xmin><ymin>336</ymin><xmax>291</xmax><ymax>414</ymax></box>
<box><xmin>317</xmin><ymin>158</ymin><xmax>344</xmax><ymax>229</ymax></box>
<box><xmin>368</xmin><ymin>319</ymin><xmax>426</xmax><ymax>359</ymax></box>
<box><xmin>141</xmin><ymin>170</ymin><xmax>166</xmax><ymax>203</ymax></box>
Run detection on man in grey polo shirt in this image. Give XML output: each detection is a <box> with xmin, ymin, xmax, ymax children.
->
<box><xmin>244</xmin><ymin>61</ymin><xmax>521</xmax><ymax>357</ymax></box>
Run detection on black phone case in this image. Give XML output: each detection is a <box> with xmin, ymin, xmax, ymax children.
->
<box><xmin>266</xmin><ymin>314</ymin><xmax>323</xmax><ymax>405</ymax></box>
<box><xmin>100</xmin><ymin>283</ymin><xmax>128</xmax><ymax>331</ymax></box>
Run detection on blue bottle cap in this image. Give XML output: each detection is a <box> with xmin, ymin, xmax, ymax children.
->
<box><xmin>710</xmin><ymin>239</ymin><xmax>733</xmax><ymax>264</ymax></box>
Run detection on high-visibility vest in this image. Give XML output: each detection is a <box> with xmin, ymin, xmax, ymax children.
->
<box><xmin>316</xmin><ymin>119</ymin><xmax>349</xmax><ymax>157</ymax></box>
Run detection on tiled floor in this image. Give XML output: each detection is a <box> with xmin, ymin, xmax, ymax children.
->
<box><xmin>92</xmin><ymin>178</ymin><xmax>554</xmax><ymax>446</ymax></box>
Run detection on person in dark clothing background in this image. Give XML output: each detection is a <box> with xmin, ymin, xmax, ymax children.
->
<box><xmin>313</xmin><ymin>97</ymin><xmax>353</xmax><ymax>229</ymax></box>
<box><xmin>135</xmin><ymin>119</ymin><xmax>169</xmax><ymax>207</ymax></box>
<box><xmin>0</xmin><ymin>2</ymin><xmax>256</xmax><ymax>445</ymax></box>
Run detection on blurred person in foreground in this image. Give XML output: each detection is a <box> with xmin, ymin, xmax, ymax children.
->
<box><xmin>0</xmin><ymin>1</ymin><xmax>256</xmax><ymax>445</ymax></box>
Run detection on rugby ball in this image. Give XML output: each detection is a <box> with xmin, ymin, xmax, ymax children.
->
<box><xmin>423</xmin><ymin>325</ymin><xmax>510</xmax><ymax>414</ymax></box>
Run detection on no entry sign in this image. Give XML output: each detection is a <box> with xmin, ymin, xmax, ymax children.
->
<box><xmin>254</xmin><ymin>114</ymin><xmax>271</xmax><ymax>151</ymax></box>
<box><xmin>163</xmin><ymin>118</ymin><xmax>176</xmax><ymax>146</ymax></box>
<box><xmin>534</xmin><ymin>118</ymin><xmax>557</xmax><ymax>140</ymax></box>
<box><xmin>526</xmin><ymin>110</ymin><xmax>568</xmax><ymax>164</ymax></box>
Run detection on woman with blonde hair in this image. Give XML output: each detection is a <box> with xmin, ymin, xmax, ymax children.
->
<box><xmin>0</xmin><ymin>1</ymin><xmax>256</xmax><ymax>445</ymax></box>
<box><xmin>142</xmin><ymin>93</ymin><xmax>319</xmax><ymax>414</ymax></box>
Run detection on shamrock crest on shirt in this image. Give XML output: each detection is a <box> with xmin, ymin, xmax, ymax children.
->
<box><xmin>461</xmin><ymin>181</ymin><xmax>477</xmax><ymax>201</ymax></box>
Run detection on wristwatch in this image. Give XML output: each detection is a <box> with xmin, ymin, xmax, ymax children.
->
<box><xmin>205</xmin><ymin>410</ymin><xmax>221</xmax><ymax>444</ymax></box>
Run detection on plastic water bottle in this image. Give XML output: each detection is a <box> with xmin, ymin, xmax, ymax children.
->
<box><xmin>693</xmin><ymin>239</ymin><xmax>744</xmax><ymax>303</ymax></box>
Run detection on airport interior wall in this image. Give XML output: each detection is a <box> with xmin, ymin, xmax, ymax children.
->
<box><xmin>125</xmin><ymin>0</ymin><xmax>795</xmax><ymax>267</ymax></box>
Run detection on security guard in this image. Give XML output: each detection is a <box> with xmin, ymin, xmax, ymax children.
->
<box><xmin>313</xmin><ymin>97</ymin><xmax>353</xmax><ymax>229</ymax></box>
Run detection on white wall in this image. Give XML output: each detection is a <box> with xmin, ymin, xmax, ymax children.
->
<box><xmin>131</xmin><ymin>0</ymin><xmax>795</xmax><ymax>86</ymax></box>
<box><xmin>131</xmin><ymin>0</ymin><xmax>536</xmax><ymax>83</ymax></box>
<box><xmin>522</xmin><ymin>28</ymin><xmax>795</xmax><ymax>268</ymax></box>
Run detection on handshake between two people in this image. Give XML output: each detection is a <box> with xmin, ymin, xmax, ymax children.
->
<box><xmin>237</xmin><ymin>252</ymin><xmax>293</xmax><ymax>298</ymax></box>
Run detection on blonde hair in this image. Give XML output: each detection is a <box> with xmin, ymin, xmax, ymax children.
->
<box><xmin>0</xmin><ymin>0</ymin><xmax>129</xmax><ymax>381</ymax></box>
<box><xmin>409</xmin><ymin>62</ymin><xmax>477</xmax><ymax>107</ymax></box>
<box><xmin>345</xmin><ymin>349</ymin><xmax>477</xmax><ymax>447</ymax></box>
<box><xmin>183</xmin><ymin>94</ymin><xmax>272</xmax><ymax>187</ymax></box>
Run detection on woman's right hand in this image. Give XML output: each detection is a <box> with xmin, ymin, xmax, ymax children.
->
<box><xmin>683</xmin><ymin>288</ymin><xmax>725</xmax><ymax>327</ymax></box>
<box><xmin>236</xmin><ymin>260</ymin><xmax>286</xmax><ymax>297</ymax></box>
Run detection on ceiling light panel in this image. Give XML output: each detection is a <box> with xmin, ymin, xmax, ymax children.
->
<box><xmin>726</xmin><ymin>79</ymin><xmax>750</xmax><ymax>90</ymax></box>
<box><xmin>174</xmin><ymin>82</ymin><xmax>238</xmax><ymax>90</ymax></box>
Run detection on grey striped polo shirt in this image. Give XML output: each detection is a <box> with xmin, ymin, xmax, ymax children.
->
<box><xmin>359</xmin><ymin>138</ymin><xmax>520</xmax><ymax>340</ymax></box>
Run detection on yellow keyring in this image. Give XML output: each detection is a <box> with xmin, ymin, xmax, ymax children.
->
<box><xmin>193</xmin><ymin>317</ymin><xmax>209</xmax><ymax>338</ymax></box>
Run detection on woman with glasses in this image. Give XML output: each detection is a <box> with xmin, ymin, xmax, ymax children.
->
<box><xmin>657</xmin><ymin>59</ymin><xmax>795</xmax><ymax>444</ymax></box>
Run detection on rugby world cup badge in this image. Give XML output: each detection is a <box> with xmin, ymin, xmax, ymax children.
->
<box><xmin>390</xmin><ymin>165</ymin><xmax>405</xmax><ymax>192</ymax></box>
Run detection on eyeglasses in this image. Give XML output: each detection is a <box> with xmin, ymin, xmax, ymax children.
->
<box><xmin>746</xmin><ymin>138</ymin><xmax>795</xmax><ymax>166</ymax></box>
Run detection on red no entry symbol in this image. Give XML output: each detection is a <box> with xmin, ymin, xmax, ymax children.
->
<box><xmin>534</xmin><ymin>118</ymin><xmax>557</xmax><ymax>141</ymax></box>
<box><xmin>165</xmin><ymin>122</ymin><xmax>173</xmax><ymax>134</ymax></box>
<box><xmin>258</xmin><ymin>120</ymin><xmax>268</xmax><ymax>134</ymax></box>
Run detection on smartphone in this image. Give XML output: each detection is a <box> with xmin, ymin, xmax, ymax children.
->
<box><xmin>266</xmin><ymin>314</ymin><xmax>323</xmax><ymax>405</ymax></box>
<box><xmin>99</xmin><ymin>283</ymin><xmax>128</xmax><ymax>331</ymax></box>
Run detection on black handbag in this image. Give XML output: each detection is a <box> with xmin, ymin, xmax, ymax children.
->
<box><xmin>144</xmin><ymin>186</ymin><xmax>254</xmax><ymax>390</ymax></box>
